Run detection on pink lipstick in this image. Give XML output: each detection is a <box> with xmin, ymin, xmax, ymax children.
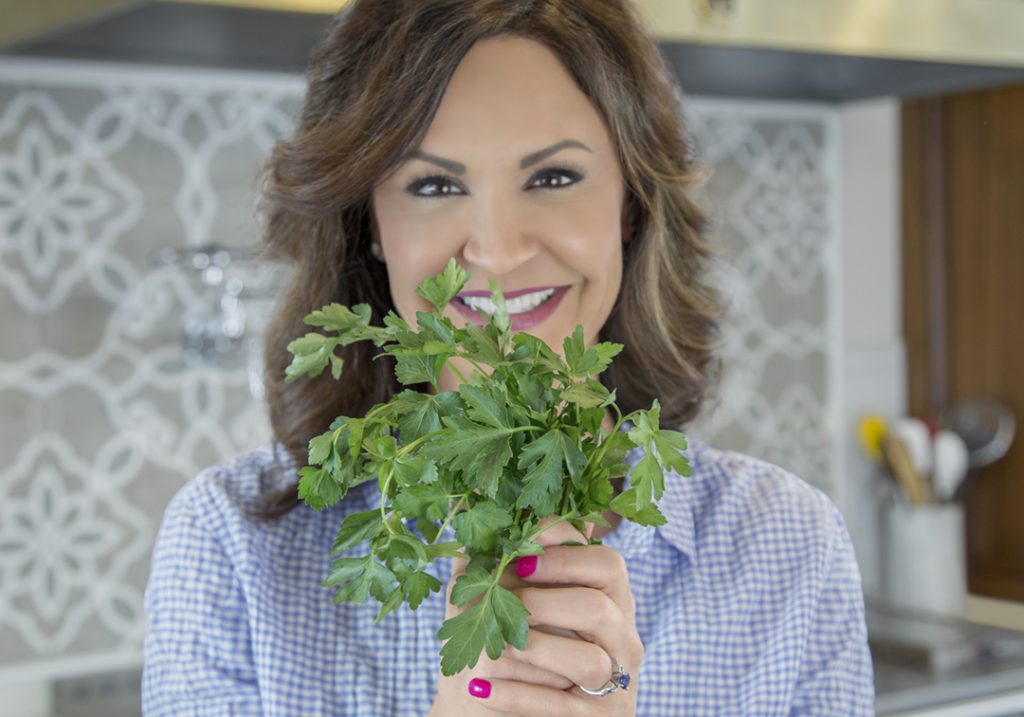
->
<box><xmin>458</xmin><ymin>285</ymin><xmax>560</xmax><ymax>299</ymax></box>
<box><xmin>451</xmin><ymin>285</ymin><xmax>570</xmax><ymax>333</ymax></box>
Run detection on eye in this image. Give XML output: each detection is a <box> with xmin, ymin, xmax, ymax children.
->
<box><xmin>405</xmin><ymin>174</ymin><xmax>465</xmax><ymax>198</ymax></box>
<box><xmin>528</xmin><ymin>164</ymin><xmax>585</xmax><ymax>190</ymax></box>
<box><xmin>403</xmin><ymin>163</ymin><xmax>586</xmax><ymax>199</ymax></box>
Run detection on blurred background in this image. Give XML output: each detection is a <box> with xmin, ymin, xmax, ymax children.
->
<box><xmin>0</xmin><ymin>0</ymin><xmax>1022</xmax><ymax>715</ymax></box>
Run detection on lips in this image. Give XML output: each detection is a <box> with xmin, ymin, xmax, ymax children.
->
<box><xmin>457</xmin><ymin>285</ymin><xmax>563</xmax><ymax>300</ymax></box>
<box><xmin>451</xmin><ymin>285</ymin><xmax>570</xmax><ymax>333</ymax></box>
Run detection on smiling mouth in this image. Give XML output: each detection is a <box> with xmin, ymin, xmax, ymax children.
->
<box><xmin>457</xmin><ymin>287</ymin><xmax>559</xmax><ymax>316</ymax></box>
<box><xmin>451</xmin><ymin>285</ymin><xmax>571</xmax><ymax>330</ymax></box>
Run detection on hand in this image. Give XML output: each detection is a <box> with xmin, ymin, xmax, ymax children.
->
<box><xmin>428</xmin><ymin>519</ymin><xmax>642</xmax><ymax>717</ymax></box>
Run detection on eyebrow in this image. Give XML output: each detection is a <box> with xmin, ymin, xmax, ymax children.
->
<box><xmin>404</xmin><ymin>139</ymin><xmax>593</xmax><ymax>175</ymax></box>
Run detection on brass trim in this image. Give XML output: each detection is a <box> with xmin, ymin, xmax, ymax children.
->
<box><xmin>0</xmin><ymin>0</ymin><xmax>143</xmax><ymax>49</ymax></box>
<box><xmin>167</xmin><ymin>0</ymin><xmax>1024</xmax><ymax>68</ymax></box>
<box><xmin>168</xmin><ymin>0</ymin><xmax>348</xmax><ymax>14</ymax></box>
<box><xmin>966</xmin><ymin>594</ymin><xmax>1024</xmax><ymax>633</ymax></box>
<box><xmin>644</xmin><ymin>0</ymin><xmax>1024</xmax><ymax>67</ymax></box>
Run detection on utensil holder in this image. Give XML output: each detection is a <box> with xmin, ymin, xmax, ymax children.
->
<box><xmin>881</xmin><ymin>501</ymin><xmax>966</xmax><ymax>617</ymax></box>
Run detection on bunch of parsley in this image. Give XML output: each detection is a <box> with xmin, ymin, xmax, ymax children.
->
<box><xmin>285</xmin><ymin>259</ymin><xmax>690</xmax><ymax>676</ymax></box>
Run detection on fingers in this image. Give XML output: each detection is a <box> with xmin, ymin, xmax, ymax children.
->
<box><xmin>467</xmin><ymin>676</ymin><xmax>632</xmax><ymax>716</ymax></box>
<box><xmin>532</xmin><ymin>515</ymin><xmax>591</xmax><ymax>548</ymax></box>
<box><xmin>514</xmin><ymin>544</ymin><xmax>635</xmax><ymax>619</ymax></box>
<box><xmin>443</xmin><ymin>558</ymin><xmax>575</xmax><ymax>692</ymax></box>
<box><xmin>503</xmin><ymin>625</ymin><xmax>620</xmax><ymax>692</ymax></box>
<box><xmin>514</xmin><ymin>586</ymin><xmax>644</xmax><ymax>665</ymax></box>
<box><xmin>472</xmin><ymin>649</ymin><xmax>575</xmax><ymax>690</ymax></box>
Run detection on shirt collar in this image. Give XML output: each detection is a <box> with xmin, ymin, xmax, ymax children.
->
<box><xmin>599</xmin><ymin>506</ymin><xmax>656</xmax><ymax>560</ymax></box>
<box><xmin>612</xmin><ymin>433</ymin><xmax>700</xmax><ymax>566</ymax></box>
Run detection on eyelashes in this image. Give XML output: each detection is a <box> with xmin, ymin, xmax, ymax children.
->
<box><xmin>404</xmin><ymin>162</ymin><xmax>587</xmax><ymax>198</ymax></box>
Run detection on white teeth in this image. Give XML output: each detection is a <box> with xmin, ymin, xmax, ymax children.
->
<box><xmin>461</xmin><ymin>288</ymin><xmax>556</xmax><ymax>315</ymax></box>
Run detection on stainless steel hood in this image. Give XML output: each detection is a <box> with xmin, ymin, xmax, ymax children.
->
<box><xmin>0</xmin><ymin>0</ymin><xmax>144</xmax><ymax>49</ymax></box>
<box><xmin>3</xmin><ymin>0</ymin><xmax>1024</xmax><ymax>101</ymax></box>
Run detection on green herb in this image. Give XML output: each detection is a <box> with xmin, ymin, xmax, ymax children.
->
<box><xmin>285</xmin><ymin>259</ymin><xmax>690</xmax><ymax>676</ymax></box>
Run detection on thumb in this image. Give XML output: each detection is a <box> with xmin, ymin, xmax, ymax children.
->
<box><xmin>533</xmin><ymin>515</ymin><xmax>593</xmax><ymax>548</ymax></box>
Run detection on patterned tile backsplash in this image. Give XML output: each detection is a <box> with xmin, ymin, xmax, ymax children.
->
<box><xmin>0</xmin><ymin>59</ymin><xmax>839</xmax><ymax>682</ymax></box>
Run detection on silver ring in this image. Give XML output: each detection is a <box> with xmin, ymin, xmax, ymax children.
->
<box><xmin>577</xmin><ymin>655</ymin><xmax>631</xmax><ymax>697</ymax></box>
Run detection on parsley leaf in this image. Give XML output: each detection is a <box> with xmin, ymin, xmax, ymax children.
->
<box><xmin>450</xmin><ymin>565</ymin><xmax>494</xmax><ymax>607</ymax></box>
<box><xmin>515</xmin><ymin>429</ymin><xmax>585</xmax><ymax>514</ymax></box>
<box><xmin>287</xmin><ymin>262</ymin><xmax>690</xmax><ymax>676</ymax></box>
<box><xmin>416</xmin><ymin>258</ymin><xmax>470</xmax><ymax>311</ymax></box>
<box><xmin>491</xmin><ymin>584</ymin><xmax>531</xmax><ymax>650</ymax></box>
<box><xmin>298</xmin><ymin>465</ymin><xmax>344</xmax><ymax>511</ymax></box>
<box><xmin>437</xmin><ymin>594</ymin><xmax>504</xmax><ymax>673</ymax></box>
<box><xmin>330</xmin><ymin>509</ymin><xmax>384</xmax><ymax>555</ymax></box>
<box><xmin>392</xmin><ymin>390</ymin><xmax>460</xmax><ymax>443</ymax></box>
<box><xmin>420</xmin><ymin>416</ymin><xmax>517</xmax><ymax>498</ymax></box>
<box><xmin>453</xmin><ymin>499</ymin><xmax>513</xmax><ymax>553</ymax></box>
<box><xmin>285</xmin><ymin>333</ymin><xmax>339</xmax><ymax>382</ymax></box>
<box><xmin>403</xmin><ymin>570</ymin><xmax>442</xmax><ymax>610</ymax></box>
<box><xmin>323</xmin><ymin>555</ymin><xmax>396</xmax><ymax>605</ymax></box>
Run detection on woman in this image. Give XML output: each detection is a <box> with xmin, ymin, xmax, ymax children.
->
<box><xmin>142</xmin><ymin>1</ymin><xmax>875</xmax><ymax>715</ymax></box>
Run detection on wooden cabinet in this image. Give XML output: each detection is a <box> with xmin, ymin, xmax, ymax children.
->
<box><xmin>902</xmin><ymin>85</ymin><xmax>1024</xmax><ymax>607</ymax></box>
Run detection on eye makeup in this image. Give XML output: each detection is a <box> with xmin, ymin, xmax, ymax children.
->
<box><xmin>404</xmin><ymin>161</ymin><xmax>587</xmax><ymax>199</ymax></box>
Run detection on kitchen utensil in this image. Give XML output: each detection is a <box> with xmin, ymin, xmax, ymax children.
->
<box><xmin>940</xmin><ymin>397</ymin><xmax>1016</xmax><ymax>469</ymax></box>
<box><xmin>881</xmin><ymin>433</ymin><xmax>931</xmax><ymax>506</ymax></box>
<box><xmin>932</xmin><ymin>429</ymin><xmax>969</xmax><ymax>503</ymax></box>
<box><xmin>857</xmin><ymin>414</ymin><xmax>887</xmax><ymax>464</ymax></box>
<box><xmin>881</xmin><ymin>501</ymin><xmax>965</xmax><ymax>618</ymax></box>
<box><xmin>891</xmin><ymin>416</ymin><xmax>934</xmax><ymax>480</ymax></box>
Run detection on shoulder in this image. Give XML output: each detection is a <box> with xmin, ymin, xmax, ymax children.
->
<box><xmin>156</xmin><ymin>443</ymin><xmax>380</xmax><ymax>564</ymax></box>
<box><xmin>696</xmin><ymin>441</ymin><xmax>839</xmax><ymax>528</ymax></box>
<box><xmin>675</xmin><ymin>440</ymin><xmax>848</xmax><ymax>575</ymax></box>
<box><xmin>157</xmin><ymin>444</ymin><xmax>299</xmax><ymax>559</ymax></box>
<box><xmin>143</xmin><ymin>450</ymin><xmax>282</xmax><ymax>711</ymax></box>
<box><xmin>168</xmin><ymin>444</ymin><xmax>293</xmax><ymax>521</ymax></box>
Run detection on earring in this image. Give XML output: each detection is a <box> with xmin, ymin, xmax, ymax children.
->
<box><xmin>370</xmin><ymin>241</ymin><xmax>383</xmax><ymax>260</ymax></box>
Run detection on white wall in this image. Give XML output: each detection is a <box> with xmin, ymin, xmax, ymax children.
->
<box><xmin>0</xmin><ymin>682</ymin><xmax>50</xmax><ymax>717</ymax></box>
<box><xmin>837</xmin><ymin>97</ymin><xmax>905</xmax><ymax>599</ymax></box>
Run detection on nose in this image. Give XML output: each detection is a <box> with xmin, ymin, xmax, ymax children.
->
<box><xmin>460</xmin><ymin>195</ymin><xmax>539</xmax><ymax>275</ymax></box>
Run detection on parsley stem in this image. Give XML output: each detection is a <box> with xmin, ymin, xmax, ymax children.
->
<box><xmin>454</xmin><ymin>353</ymin><xmax>490</xmax><ymax>378</ymax></box>
<box><xmin>395</xmin><ymin>428</ymin><xmax>448</xmax><ymax>457</ymax></box>
<box><xmin>525</xmin><ymin>513</ymin><xmax>574</xmax><ymax>543</ymax></box>
<box><xmin>488</xmin><ymin>552</ymin><xmax>518</xmax><ymax>596</ymax></box>
<box><xmin>433</xmin><ymin>493</ymin><xmax>468</xmax><ymax>545</ymax></box>
<box><xmin>365</xmin><ymin>403</ymin><xmax>387</xmax><ymax>420</ymax></box>
<box><xmin>445</xmin><ymin>359</ymin><xmax>468</xmax><ymax>385</ymax></box>
<box><xmin>380</xmin><ymin>465</ymin><xmax>396</xmax><ymax>531</ymax></box>
<box><xmin>590</xmin><ymin>404</ymin><xmax>626</xmax><ymax>469</ymax></box>
<box><xmin>377</xmin><ymin>428</ymin><xmax>451</xmax><ymax>532</ymax></box>
<box><xmin>510</xmin><ymin>425</ymin><xmax>543</xmax><ymax>434</ymax></box>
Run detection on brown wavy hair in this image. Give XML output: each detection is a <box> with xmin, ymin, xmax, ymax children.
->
<box><xmin>256</xmin><ymin>0</ymin><xmax>722</xmax><ymax>521</ymax></box>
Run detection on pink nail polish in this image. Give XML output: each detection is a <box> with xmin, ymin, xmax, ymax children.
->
<box><xmin>468</xmin><ymin>678</ymin><xmax>491</xmax><ymax>699</ymax></box>
<box><xmin>515</xmin><ymin>555</ymin><xmax>538</xmax><ymax>578</ymax></box>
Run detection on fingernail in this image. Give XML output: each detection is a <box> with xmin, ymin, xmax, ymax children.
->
<box><xmin>515</xmin><ymin>555</ymin><xmax>538</xmax><ymax>578</ymax></box>
<box><xmin>468</xmin><ymin>678</ymin><xmax>491</xmax><ymax>699</ymax></box>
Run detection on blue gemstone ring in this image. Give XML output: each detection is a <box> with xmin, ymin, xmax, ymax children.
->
<box><xmin>577</xmin><ymin>655</ymin><xmax>631</xmax><ymax>697</ymax></box>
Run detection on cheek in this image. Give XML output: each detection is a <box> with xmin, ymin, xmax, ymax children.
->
<box><xmin>547</xmin><ymin>200</ymin><xmax>623</xmax><ymax>280</ymax></box>
<box><xmin>377</xmin><ymin>204</ymin><xmax>461</xmax><ymax>263</ymax></box>
<box><xmin>555</xmin><ymin>196</ymin><xmax>624</xmax><ymax>339</ymax></box>
<box><xmin>374</xmin><ymin>202</ymin><xmax>464</xmax><ymax>321</ymax></box>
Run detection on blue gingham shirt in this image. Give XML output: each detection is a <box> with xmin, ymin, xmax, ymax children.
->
<box><xmin>143</xmin><ymin>437</ymin><xmax>874</xmax><ymax>715</ymax></box>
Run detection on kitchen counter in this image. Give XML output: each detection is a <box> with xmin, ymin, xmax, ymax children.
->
<box><xmin>875</xmin><ymin>655</ymin><xmax>1024</xmax><ymax>716</ymax></box>
<box><xmin>869</xmin><ymin>601</ymin><xmax>1024</xmax><ymax>716</ymax></box>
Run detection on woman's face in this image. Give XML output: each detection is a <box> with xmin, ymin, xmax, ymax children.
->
<box><xmin>371</xmin><ymin>36</ymin><xmax>626</xmax><ymax>391</ymax></box>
